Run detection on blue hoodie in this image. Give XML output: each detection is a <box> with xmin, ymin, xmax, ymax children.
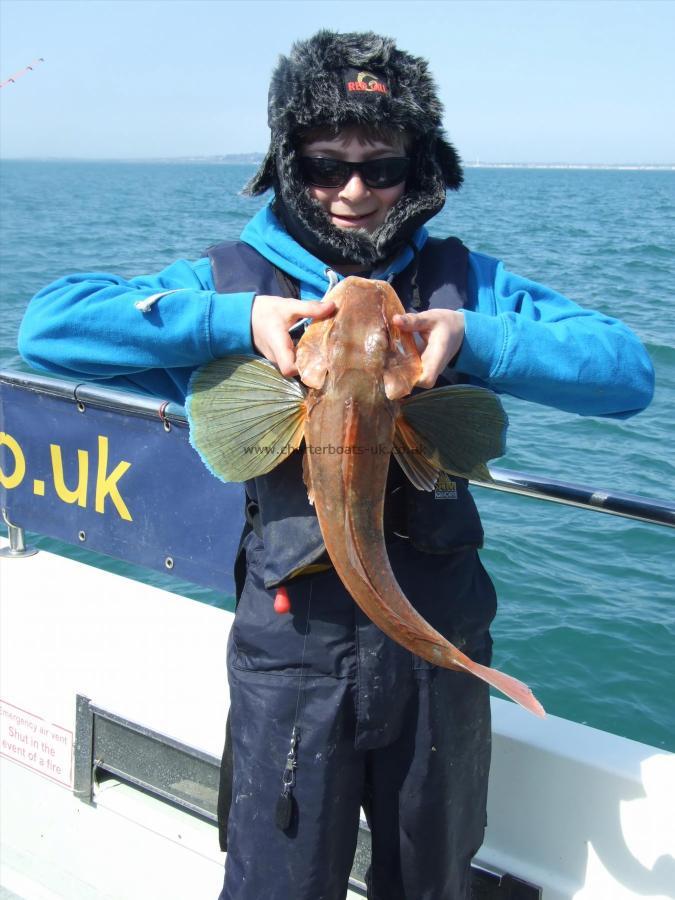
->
<box><xmin>18</xmin><ymin>203</ymin><xmax>654</xmax><ymax>417</ymax></box>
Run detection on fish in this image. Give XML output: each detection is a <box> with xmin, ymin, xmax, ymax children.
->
<box><xmin>187</xmin><ymin>276</ymin><xmax>545</xmax><ymax>718</ymax></box>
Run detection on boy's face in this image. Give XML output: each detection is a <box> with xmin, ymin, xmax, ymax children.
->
<box><xmin>298</xmin><ymin>132</ymin><xmax>407</xmax><ymax>234</ymax></box>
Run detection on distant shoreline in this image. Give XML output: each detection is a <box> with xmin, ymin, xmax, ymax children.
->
<box><xmin>2</xmin><ymin>156</ymin><xmax>673</xmax><ymax>171</ymax></box>
<box><xmin>464</xmin><ymin>163</ymin><xmax>675</xmax><ymax>171</ymax></box>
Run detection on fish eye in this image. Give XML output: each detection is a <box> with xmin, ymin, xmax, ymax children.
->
<box><xmin>365</xmin><ymin>332</ymin><xmax>388</xmax><ymax>353</ymax></box>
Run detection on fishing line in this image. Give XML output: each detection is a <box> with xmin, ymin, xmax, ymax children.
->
<box><xmin>293</xmin><ymin>580</ymin><xmax>313</xmax><ymax>727</ymax></box>
<box><xmin>276</xmin><ymin>581</ymin><xmax>313</xmax><ymax>832</ymax></box>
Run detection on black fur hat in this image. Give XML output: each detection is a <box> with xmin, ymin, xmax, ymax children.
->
<box><xmin>244</xmin><ymin>30</ymin><xmax>463</xmax><ymax>267</ymax></box>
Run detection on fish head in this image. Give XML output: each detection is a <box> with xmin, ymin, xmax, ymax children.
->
<box><xmin>297</xmin><ymin>276</ymin><xmax>422</xmax><ymax>399</ymax></box>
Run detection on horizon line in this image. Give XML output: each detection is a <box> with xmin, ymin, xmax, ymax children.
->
<box><xmin>1</xmin><ymin>155</ymin><xmax>674</xmax><ymax>171</ymax></box>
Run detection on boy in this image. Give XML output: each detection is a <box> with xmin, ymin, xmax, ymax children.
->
<box><xmin>19</xmin><ymin>30</ymin><xmax>653</xmax><ymax>900</ymax></box>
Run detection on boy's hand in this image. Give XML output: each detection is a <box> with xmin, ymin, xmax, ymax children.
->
<box><xmin>251</xmin><ymin>295</ymin><xmax>336</xmax><ymax>377</ymax></box>
<box><xmin>393</xmin><ymin>310</ymin><xmax>465</xmax><ymax>388</ymax></box>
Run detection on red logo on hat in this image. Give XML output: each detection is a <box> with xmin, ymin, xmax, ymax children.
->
<box><xmin>347</xmin><ymin>71</ymin><xmax>388</xmax><ymax>94</ymax></box>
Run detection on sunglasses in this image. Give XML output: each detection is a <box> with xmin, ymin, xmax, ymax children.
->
<box><xmin>298</xmin><ymin>156</ymin><xmax>411</xmax><ymax>189</ymax></box>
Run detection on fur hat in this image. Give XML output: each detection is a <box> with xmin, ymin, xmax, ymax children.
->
<box><xmin>244</xmin><ymin>30</ymin><xmax>463</xmax><ymax>267</ymax></box>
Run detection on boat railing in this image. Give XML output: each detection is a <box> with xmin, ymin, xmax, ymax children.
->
<box><xmin>1</xmin><ymin>368</ymin><xmax>673</xmax><ymax>577</ymax></box>
<box><xmin>472</xmin><ymin>467</ymin><xmax>674</xmax><ymax>528</ymax></box>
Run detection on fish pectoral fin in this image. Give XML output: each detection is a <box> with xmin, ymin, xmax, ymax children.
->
<box><xmin>398</xmin><ymin>385</ymin><xmax>508</xmax><ymax>482</ymax></box>
<box><xmin>187</xmin><ymin>355</ymin><xmax>307</xmax><ymax>482</ymax></box>
<box><xmin>302</xmin><ymin>450</ymin><xmax>315</xmax><ymax>506</ymax></box>
<box><xmin>393</xmin><ymin>418</ymin><xmax>440</xmax><ymax>491</ymax></box>
<box><xmin>296</xmin><ymin>319</ymin><xmax>333</xmax><ymax>389</ymax></box>
<box><xmin>383</xmin><ymin>342</ymin><xmax>422</xmax><ymax>400</ymax></box>
<box><xmin>382</xmin><ymin>297</ymin><xmax>422</xmax><ymax>400</ymax></box>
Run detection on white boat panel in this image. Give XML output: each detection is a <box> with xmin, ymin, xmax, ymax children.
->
<box><xmin>1</xmin><ymin>539</ymin><xmax>673</xmax><ymax>899</ymax></box>
<box><xmin>477</xmin><ymin>676</ymin><xmax>675</xmax><ymax>899</ymax></box>
<box><xmin>0</xmin><ymin>539</ymin><xmax>231</xmax><ymax>755</ymax></box>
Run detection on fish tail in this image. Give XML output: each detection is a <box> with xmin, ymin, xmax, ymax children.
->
<box><xmin>457</xmin><ymin>658</ymin><xmax>546</xmax><ymax>718</ymax></box>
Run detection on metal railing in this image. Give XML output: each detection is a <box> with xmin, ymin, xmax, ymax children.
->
<box><xmin>472</xmin><ymin>468</ymin><xmax>675</xmax><ymax>529</ymax></box>
<box><xmin>2</xmin><ymin>368</ymin><xmax>673</xmax><ymax>548</ymax></box>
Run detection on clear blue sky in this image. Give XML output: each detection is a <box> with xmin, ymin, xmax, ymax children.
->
<box><xmin>1</xmin><ymin>0</ymin><xmax>673</xmax><ymax>164</ymax></box>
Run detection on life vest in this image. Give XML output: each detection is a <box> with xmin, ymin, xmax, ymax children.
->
<box><xmin>206</xmin><ymin>237</ymin><xmax>485</xmax><ymax>591</ymax></box>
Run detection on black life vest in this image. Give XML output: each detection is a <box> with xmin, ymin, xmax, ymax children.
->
<box><xmin>206</xmin><ymin>237</ymin><xmax>485</xmax><ymax>590</ymax></box>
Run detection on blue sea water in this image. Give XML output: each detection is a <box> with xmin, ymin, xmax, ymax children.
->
<box><xmin>1</xmin><ymin>160</ymin><xmax>673</xmax><ymax>750</ymax></box>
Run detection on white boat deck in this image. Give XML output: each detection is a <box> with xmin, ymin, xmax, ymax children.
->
<box><xmin>1</xmin><ymin>538</ymin><xmax>674</xmax><ymax>899</ymax></box>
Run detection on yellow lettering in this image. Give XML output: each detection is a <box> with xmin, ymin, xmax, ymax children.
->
<box><xmin>0</xmin><ymin>432</ymin><xmax>26</xmax><ymax>489</ymax></box>
<box><xmin>50</xmin><ymin>445</ymin><xmax>89</xmax><ymax>506</ymax></box>
<box><xmin>95</xmin><ymin>435</ymin><xmax>132</xmax><ymax>521</ymax></box>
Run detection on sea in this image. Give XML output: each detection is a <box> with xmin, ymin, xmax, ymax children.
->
<box><xmin>1</xmin><ymin>160</ymin><xmax>673</xmax><ymax>751</ymax></box>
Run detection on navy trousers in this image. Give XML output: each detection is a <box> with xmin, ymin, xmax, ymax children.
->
<box><xmin>218</xmin><ymin>536</ymin><xmax>495</xmax><ymax>900</ymax></box>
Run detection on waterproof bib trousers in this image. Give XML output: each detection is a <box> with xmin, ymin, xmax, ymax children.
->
<box><xmin>210</xmin><ymin>238</ymin><xmax>496</xmax><ymax>900</ymax></box>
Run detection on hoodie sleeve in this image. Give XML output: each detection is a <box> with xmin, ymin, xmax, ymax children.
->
<box><xmin>18</xmin><ymin>257</ymin><xmax>255</xmax><ymax>383</ymax></box>
<box><xmin>455</xmin><ymin>253</ymin><xmax>655</xmax><ymax>418</ymax></box>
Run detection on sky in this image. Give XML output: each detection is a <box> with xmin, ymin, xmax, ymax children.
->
<box><xmin>0</xmin><ymin>0</ymin><xmax>674</xmax><ymax>164</ymax></box>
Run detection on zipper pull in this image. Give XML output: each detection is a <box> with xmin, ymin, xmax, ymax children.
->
<box><xmin>134</xmin><ymin>288</ymin><xmax>182</xmax><ymax>313</ymax></box>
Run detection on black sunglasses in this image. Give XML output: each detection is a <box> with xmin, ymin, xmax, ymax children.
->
<box><xmin>298</xmin><ymin>156</ymin><xmax>411</xmax><ymax>189</ymax></box>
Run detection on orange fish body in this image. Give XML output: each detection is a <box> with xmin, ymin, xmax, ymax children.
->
<box><xmin>188</xmin><ymin>276</ymin><xmax>545</xmax><ymax>718</ymax></box>
<box><xmin>297</xmin><ymin>278</ymin><xmax>545</xmax><ymax>716</ymax></box>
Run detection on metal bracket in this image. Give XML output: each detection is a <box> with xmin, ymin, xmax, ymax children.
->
<box><xmin>471</xmin><ymin>864</ymin><xmax>542</xmax><ymax>899</ymax></box>
<box><xmin>0</xmin><ymin>508</ymin><xmax>38</xmax><ymax>558</ymax></box>
<box><xmin>74</xmin><ymin>695</ymin><xmax>221</xmax><ymax>819</ymax></box>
